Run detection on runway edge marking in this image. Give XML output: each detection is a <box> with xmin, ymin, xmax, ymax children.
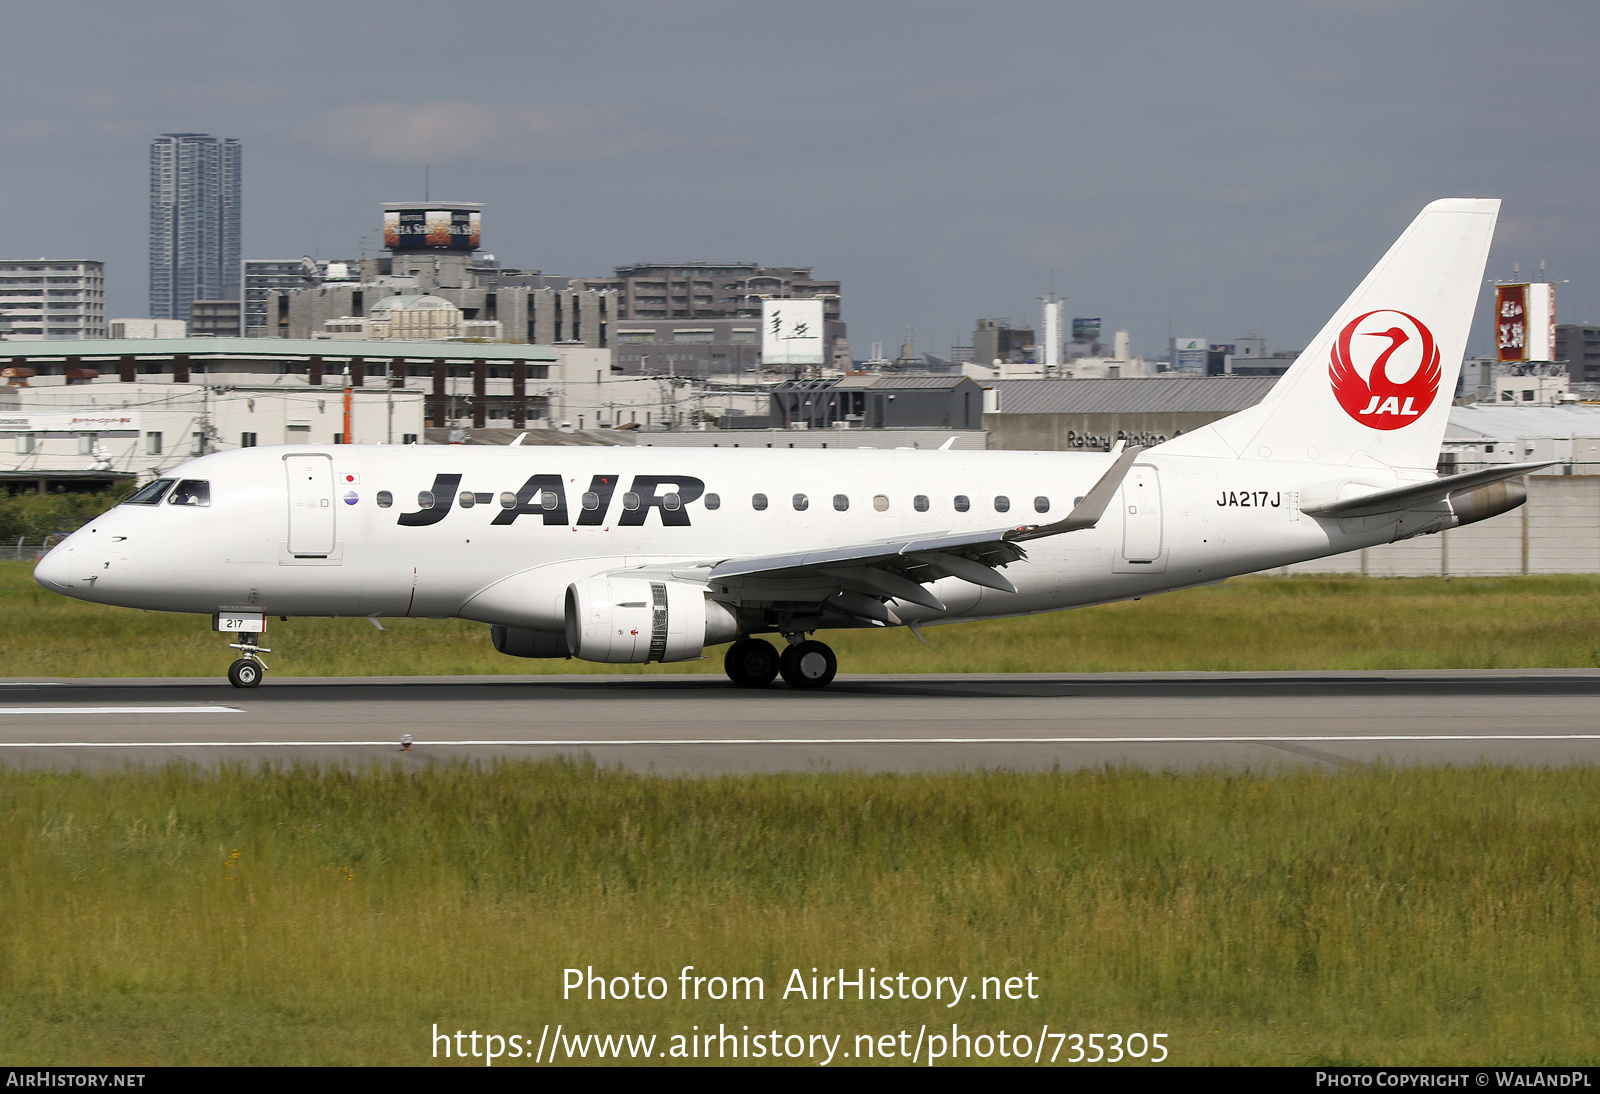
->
<box><xmin>6</xmin><ymin>734</ymin><xmax>1600</xmax><ymax>748</ymax></box>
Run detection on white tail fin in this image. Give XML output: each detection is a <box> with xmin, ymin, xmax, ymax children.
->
<box><xmin>1160</xmin><ymin>198</ymin><xmax>1500</xmax><ymax>471</ymax></box>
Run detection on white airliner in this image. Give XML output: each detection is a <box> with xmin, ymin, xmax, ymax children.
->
<box><xmin>35</xmin><ymin>199</ymin><xmax>1542</xmax><ymax>689</ymax></box>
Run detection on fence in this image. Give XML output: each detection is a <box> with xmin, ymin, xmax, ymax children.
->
<box><xmin>1282</xmin><ymin>475</ymin><xmax>1600</xmax><ymax>576</ymax></box>
<box><xmin>1</xmin><ymin>537</ymin><xmax>61</xmax><ymax>562</ymax></box>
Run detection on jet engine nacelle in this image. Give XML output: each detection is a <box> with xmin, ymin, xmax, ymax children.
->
<box><xmin>490</xmin><ymin>624</ymin><xmax>571</xmax><ymax>659</ymax></box>
<box><xmin>564</xmin><ymin>575</ymin><xmax>739</xmax><ymax>664</ymax></box>
<box><xmin>1449</xmin><ymin>478</ymin><xmax>1527</xmax><ymax>528</ymax></box>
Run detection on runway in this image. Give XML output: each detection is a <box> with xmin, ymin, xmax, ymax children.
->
<box><xmin>2</xmin><ymin>669</ymin><xmax>1599</xmax><ymax>772</ymax></box>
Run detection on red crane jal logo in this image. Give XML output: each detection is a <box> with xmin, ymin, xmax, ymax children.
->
<box><xmin>1329</xmin><ymin>309</ymin><xmax>1441</xmax><ymax>430</ymax></box>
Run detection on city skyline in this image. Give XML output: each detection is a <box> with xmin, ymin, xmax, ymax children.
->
<box><xmin>3</xmin><ymin>2</ymin><xmax>1599</xmax><ymax>360</ymax></box>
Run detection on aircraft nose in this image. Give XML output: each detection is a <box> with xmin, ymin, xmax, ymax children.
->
<box><xmin>33</xmin><ymin>542</ymin><xmax>73</xmax><ymax>591</ymax></box>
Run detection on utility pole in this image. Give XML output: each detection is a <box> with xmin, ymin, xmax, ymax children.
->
<box><xmin>342</xmin><ymin>363</ymin><xmax>353</xmax><ymax>444</ymax></box>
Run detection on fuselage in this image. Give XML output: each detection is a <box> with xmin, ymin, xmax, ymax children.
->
<box><xmin>34</xmin><ymin>441</ymin><xmax>1405</xmax><ymax>632</ymax></box>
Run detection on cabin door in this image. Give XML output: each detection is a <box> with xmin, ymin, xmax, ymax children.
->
<box><xmin>1121</xmin><ymin>465</ymin><xmax>1163</xmax><ymax>563</ymax></box>
<box><xmin>285</xmin><ymin>453</ymin><xmax>336</xmax><ymax>557</ymax></box>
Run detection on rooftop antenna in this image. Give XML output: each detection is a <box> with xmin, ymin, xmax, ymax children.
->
<box><xmin>425</xmin><ymin>165</ymin><xmax>430</xmax><ymax>202</ymax></box>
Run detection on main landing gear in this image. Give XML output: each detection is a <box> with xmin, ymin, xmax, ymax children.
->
<box><xmin>724</xmin><ymin>637</ymin><xmax>781</xmax><ymax>688</ymax></box>
<box><xmin>226</xmin><ymin>633</ymin><xmax>270</xmax><ymax>689</ymax></box>
<box><xmin>723</xmin><ymin>636</ymin><xmax>838</xmax><ymax>690</ymax></box>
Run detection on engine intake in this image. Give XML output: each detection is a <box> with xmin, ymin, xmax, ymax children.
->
<box><xmin>564</xmin><ymin>575</ymin><xmax>738</xmax><ymax>663</ymax></box>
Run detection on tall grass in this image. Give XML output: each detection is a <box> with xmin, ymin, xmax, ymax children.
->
<box><xmin>2</xmin><ymin>761</ymin><xmax>1599</xmax><ymax>1065</ymax></box>
<box><xmin>6</xmin><ymin>561</ymin><xmax>1600</xmax><ymax>677</ymax></box>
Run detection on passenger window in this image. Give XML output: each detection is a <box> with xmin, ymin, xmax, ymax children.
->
<box><xmin>458</xmin><ymin>491</ymin><xmax>476</xmax><ymax>508</ymax></box>
<box><xmin>953</xmin><ymin>495</ymin><xmax>970</xmax><ymax>512</ymax></box>
<box><xmin>704</xmin><ymin>492</ymin><xmax>721</xmax><ymax>510</ymax></box>
<box><xmin>540</xmin><ymin>490</ymin><xmax>559</xmax><ymax>511</ymax></box>
<box><xmin>873</xmin><ymin>495</ymin><xmax>889</xmax><ymax>512</ymax></box>
<box><xmin>581</xmin><ymin>491</ymin><xmax>600</xmax><ymax>511</ymax></box>
<box><xmin>994</xmin><ymin>495</ymin><xmax>1010</xmax><ymax>513</ymax></box>
<box><xmin>793</xmin><ymin>493</ymin><xmax>809</xmax><ymax>511</ymax></box>
<box><xmin>663</xmin><ymin>492</ymin><xmax>682</xmax><ymax>512</ymax></box>
<box><xmin>833</xmin><ymin>494</ymin><xmax>849</xmax><ymax>511</ymax></box>
<box><xmin>1034</xmin><ymin>496</ymin><xmax>1050</xmax><ymax>514</ymax></box>
<box><xmin>376</xmin><ymin>491</ymin><xmax>393</xmax><ymax>508</ymax></box>
<box><xmin>417</xmin><ymin>491</ymin><xmax>435</xmax><ymax>510</ymax></box>
<box><xmin>752</xmin><ymin>493</ymin><xmax>768</xmax><ymax>511</ymax></box>
<box><xmin>125</xmin><ymin>478</ymin><xmax>175</xmax><ymax>505</ymax></box>
<box><xmin>168</xmin><ymin>480</ymin><xmax>210</xmax><ymax>507</ymax></box>
<box><xmin>622</xmin><ymin>492</ymin><xmax>641</xmax><ymax>511</ymax></box>
<box><xmin>500</xmin><ymin>491</ymin><xmax>518</xmax><ymax>509</ymax></box>
<box><xmin>913</xmin><ymin>495</ymin><xmax>929</xmax><ymax>512</ymax></box>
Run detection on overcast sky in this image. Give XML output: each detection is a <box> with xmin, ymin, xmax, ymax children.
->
<box><xmin>4</xmin><ymin>0</ymin><xmax>1598</xmax><ymax>360</ymax></box>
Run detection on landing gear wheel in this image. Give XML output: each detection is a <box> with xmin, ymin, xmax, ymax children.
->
<box><xmin>724</xmin><ymin>638</ymin><xmax>780</xmax><ymax>688</ymax></box>
<box><xmin>779</xmin><ymin>640</ymin><xmax>837</xmax><ymax>690</ymax></box>
<box><xmin>227</xmin><ymin>658</ymin><xmax>263</xmax><ymax>689</ymax></box>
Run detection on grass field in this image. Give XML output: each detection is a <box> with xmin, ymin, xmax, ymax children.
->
<box><xmin>8</xmin><ymin>565</ymin><xmax>1600</xmax><ymax>1065</ymax></box>
<box><xmin>6</xmin><ymin>560</ymin><xmax>1600</xmax><ymax>678</ymax></box>
<box><xmin>3</xmin><ymin>760</ymin><xmax>1599</xmax><ymax>1066</ymax></box>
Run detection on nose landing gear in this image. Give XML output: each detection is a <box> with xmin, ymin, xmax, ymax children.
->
<box><xmin>226</xmin><ymin>634</ymin><xmax>270</xmax><ymax>689</ymax></box>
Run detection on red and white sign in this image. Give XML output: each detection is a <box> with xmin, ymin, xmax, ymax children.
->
<box><xmin>1328</xmin><ymin>309</ymin><xmax>1440</xmax><ymax>431</ymax></box>
<box><xmin>1496</xmin><ymin>282</ymin><xmax>1556</xmax><ymax>362</ymax></box>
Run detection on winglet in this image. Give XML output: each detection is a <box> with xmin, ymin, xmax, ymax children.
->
<box><xmin>939</xmin><ymin>436</ymin><xmax>958</xmax><ymax>451</ymax></box>
<box><xmin>510</xmin><ymin>432</ymin><xmax>528</xmax><ymax>446</ymax></box>
<box><xmin>1005</xmin><ymin>445</ymin><xmax>1145</xmax><ymax>542</ymax></box>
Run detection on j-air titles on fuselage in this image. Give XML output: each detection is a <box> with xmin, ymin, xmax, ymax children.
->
<box><xmin>396</xmin><ymin>472</ymin><xmax>708</xmax><ymax>528</ymax></box>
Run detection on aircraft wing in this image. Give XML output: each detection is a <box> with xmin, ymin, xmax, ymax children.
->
<box><xmin>1301</xmin><ymin>460</ymin><xmax>1553</xmax><ymax>518</ymax></box>
<box><xmin>676</xmin><ymin>446</ymin><xmax>1145</xmax><ymax>625</ymax></box>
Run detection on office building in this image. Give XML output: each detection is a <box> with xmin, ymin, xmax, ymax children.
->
<box><xmin>188</xmin><ymin>299</ymin><xmax>242</xmax><ymax>337</ymax></box>
<box><xmin>0</xmin><ymin>260</ymin><xmax>106</xmax><ymax>340</ymax></box>
<box><xmin>265</xmin><ymin>201</ymin><xmax>613</xmax><ymax>350</ymax></box>
<box><xmin>242</xmin><ymin>259</ymin><xmax>323</xmax><ymax>337</ymax></box>
<box><xmin>1557</xmin><ymin>325</ymin><xmax>1600</xmax><ymax>386</ymax></box>
<box><xmin>149</xmin><ymin>133</ymin><xmax>241</xmax><ymax>321</ymax></box>
<box><xmin>971</xmin><ymin>319</ymin><xmax>1035</xmax><ymax>366</ymax></box>
<box><xmin>108</xmin><ymin>319</ymin><xmax>186</xmax><ymax>339</ymax></box>
<box><xmin>571</xmin><ymin>262</ymin><xmax>845</xmax><ymax>376</ymax></box>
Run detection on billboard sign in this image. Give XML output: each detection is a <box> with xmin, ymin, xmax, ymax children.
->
<box><xmin>1496</xmin><ymin>283</ymin><xmax>1556</xmax><ymax>362</ymax></box>
<box><xmin>1496</xmin><ymin>285</ymin><xmax>1527</xmax><ymax>362</ymax></box>
<box><xmin>761</xmin><ymin>299</ymin><xmax>825</xmax><ymax>366</ymax></box>
<box><xmin>1072</xmin><ymin>317</ymin><xmax>1102</xmax><ymax>341</ymax></box>
<box><xmin>0</xmin><ymin>412</ymin><xmax>140</xmax><ymax>433</ymax></box>
<box><xmin>1171</xmin><ymin>336</ymin><xmax>1207</xmax><ymax>375</ymax></box>
<box><xmin>382</xmin><ymin>208</ymin><xmax>481</xmax><ymax>252</ymax></box>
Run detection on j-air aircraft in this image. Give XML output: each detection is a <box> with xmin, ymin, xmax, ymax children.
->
<box><xmin>36</xmin><ymin>199</ymin><xmax>1543</xmax><ymax>690</ymax></box>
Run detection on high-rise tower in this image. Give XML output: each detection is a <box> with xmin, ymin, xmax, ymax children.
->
<box><xmin>148</xmin><ymin>133</ymin><xmax>241</xmax><ymax>321</ymax></box>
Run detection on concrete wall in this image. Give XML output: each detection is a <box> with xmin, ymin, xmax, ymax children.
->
<box><xmin>1281</xmin><ymin>475</ymin><xmax>1600</xmax><ymax>576</ymax></box>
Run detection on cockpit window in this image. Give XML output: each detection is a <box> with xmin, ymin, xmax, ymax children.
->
<box><xmin>125</xmin><ymin>478</ymin><xmax>175</xmax><ymax>505</ymax></box>
<box><xmin>167</xmin><ymin>480</ymin><xmax>211</xmax><ymax>507</ymax></box>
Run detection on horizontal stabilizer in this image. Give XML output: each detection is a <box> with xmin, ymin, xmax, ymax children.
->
<box><xmin>1301</xmin><ymin>461</ymin><xmax>1552</xmax><ymax>518</ymax></box>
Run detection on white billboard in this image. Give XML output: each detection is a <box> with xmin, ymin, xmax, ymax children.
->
<box><xmin>0</xmin><ymin>412</ymin><xmax>141</xmax><ymax>433</ymax></box>
<box><xmin>761</xmin><ymin>299</ymin><xmax>826</xmax><ymax>366</ymax></box>
<box><xmin>1171</xmin><ymin>336</ymin><xmax>1207</xmax><ymax>375</ymax></box>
